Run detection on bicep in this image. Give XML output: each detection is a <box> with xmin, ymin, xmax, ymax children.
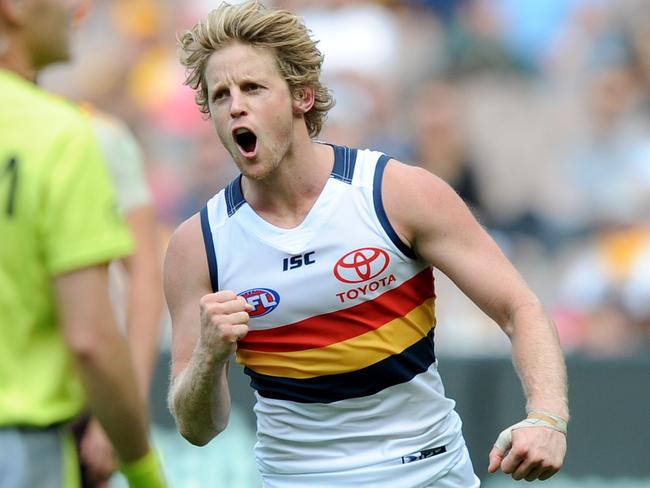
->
<box><xmin>163</xmin><ymin>215</ymin><xmax>211</xmax><ymax>379</ymax></box>
<box><xmin>384</xmin><ymin>162</ymin><xmax>537</xmax><ymax>325</ymax></box>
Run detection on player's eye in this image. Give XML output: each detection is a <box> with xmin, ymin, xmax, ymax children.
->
<box><xmin>213</xmin><ymin>89</ymin><xmax>228</xmax><ymax>102</ymax></box>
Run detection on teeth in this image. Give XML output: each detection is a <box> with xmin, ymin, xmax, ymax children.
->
<box><xmin>234</xmin><ymin>128</ymin><xmax>250</xmax><ymax>135</ymax></box>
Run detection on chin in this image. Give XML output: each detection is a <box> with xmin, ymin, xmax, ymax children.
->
<box><xmin>240</xmin><ymin>165</ymin><xmax>275</xmax><ymax>181</ymax></box>
<box><xmin>241</xmin><ymin>158</ymin><xmax>282</xmax><ymax>182</ymax></box>
<box><xmin>227</xmin><ymin>141</ymin><xmax>283</xmax><ymax>180</ymax></box>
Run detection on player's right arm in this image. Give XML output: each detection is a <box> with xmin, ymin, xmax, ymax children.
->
<box><xmin>164</xmin><ymin>214</ymin><xmax>252</xmax><ymax>446</ymax></box>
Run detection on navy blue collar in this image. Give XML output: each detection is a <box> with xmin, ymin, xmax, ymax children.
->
<box><xmin>224</xmin><ymin>143</ymin><xmax>358</xmax><ymax>217</ymax></box>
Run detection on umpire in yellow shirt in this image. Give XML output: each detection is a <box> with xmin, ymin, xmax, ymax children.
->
<box><xmin>0</xmin><ymin>1</ymin><xmax>165</xmax><ymax>487</ymax></box>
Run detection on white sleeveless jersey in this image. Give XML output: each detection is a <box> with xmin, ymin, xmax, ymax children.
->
<box><xmin>201</xmin><ymin>145</ymin><xmax>469</xmax><ymax>487</ymax></box>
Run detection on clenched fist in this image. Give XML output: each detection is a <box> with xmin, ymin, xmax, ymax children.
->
<box><xmin>488</xmin><ymin>413</ymin><xmax>567</xmax><ymax>482</ymax></box>
<box><xmin>198</xmin><ymin>291</ymin><xmax>254</xmax><ymax>362</ymax></box>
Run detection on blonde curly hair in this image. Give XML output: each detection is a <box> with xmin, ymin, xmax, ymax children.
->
<box><xmin>178</xmin><ymin>0</ymin><xmax>334</xmax><ymax>138</ymax></box>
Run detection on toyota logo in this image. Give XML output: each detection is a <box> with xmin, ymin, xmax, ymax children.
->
<box><xmin>333</xmin><ymin>247</ymin><xmax>390</xmax><ymax>284</ymax></box>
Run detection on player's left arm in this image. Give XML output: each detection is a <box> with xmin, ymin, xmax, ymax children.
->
<box><xmin>382</xmin><ymin>159</ymin><xmax>568</xmax><ymax>482</ymax></box>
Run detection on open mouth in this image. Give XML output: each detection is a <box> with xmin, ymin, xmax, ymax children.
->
<box><xmin>234</xmin><ymin>128</ymin><xmax>258</xmax><ymax>156</ymax></box>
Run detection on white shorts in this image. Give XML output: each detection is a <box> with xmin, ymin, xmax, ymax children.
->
<box><xmin>424</xmin><ymin>445</ymin><xmax>480</xmax><ymax>488</ymax></box>
<box><xmin>261</xmin><ymin>437</ymin><xmax>480</xmax><ymax>488</ymax></box>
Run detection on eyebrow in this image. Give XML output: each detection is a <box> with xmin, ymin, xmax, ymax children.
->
<box><xmin>212</xmin><ymin>72</ymin><xmax>265</xmax><ymax>88</ymax></box>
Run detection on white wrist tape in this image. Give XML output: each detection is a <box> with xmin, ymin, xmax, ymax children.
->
<box><xmin>527</xmin><ymin>410</ymin><xmax>568</xmax><ymax>432</ymax></box>
<box><xmin>494</xmin><ymin>412</ymin><xmax>568</xmax><ymax>452</ymax></box>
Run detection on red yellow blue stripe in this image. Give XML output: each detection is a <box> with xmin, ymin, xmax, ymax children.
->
<box><xmin>237</xmin><ymin>299</ymin><xmax>435</xmax><ymax>378</ymax></box>
<box><xmin>238</xmin><ymin>268</ymin><xmax>435</xmax><ymax>353</ymax></box>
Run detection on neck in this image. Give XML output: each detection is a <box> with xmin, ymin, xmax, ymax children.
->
<box><xmin>0</xmin><ymin>36</ymin><xmax>37</xmax><ymax>82</ymax></box>
<box><xmin>241</xmin><ymin>139</ymin><xmax>334</xmax><ymax>228</ymax></box>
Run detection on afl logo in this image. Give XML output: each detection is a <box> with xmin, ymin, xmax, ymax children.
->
<box><xmin>239</xmin><ymin>288</ymin><xmax>280</xmax><ymax>318</ymax></box>
<box><xmin>333</xmin><ymin>247</ymin><xmax>390</xmax><ymax>284</ymax></box>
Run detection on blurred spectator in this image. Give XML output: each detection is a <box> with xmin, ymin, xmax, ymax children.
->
<box><xmin>557</xmin><ymin>63</ymin><xmax>650</xmax><ymax>233</ymax></box>
<box><xmin>471</xmin><ymin>60</ymin><xmax>650</xmax><ymax>346</ymax></box>
<box><xmin>442</xmin><ymin>0</ymin><xmax>530</xmax><ymax>79</ymax></box>
<box><xmin>407</xmin><ymin>79</ymin><xmax>493</xmax><ymax>224</ymax></box>
<box><xmin>494</xmin><ymin>0</ymin><xmax>600</xmax><ymax>74</ymax></box>
<box><xmin>400</xmin><ymin>0</ymin><xmax>467</xmax><ymax>25</ymax></box>
<box><xmin>621</xmin><ymin>4</ymin><xmax>650</xmax><ymax>128</ymax></box>
<box><xmin>281</xmin><ymin>0</ymin><xmax>443</xmax><ymax>156</ymax></box>
<box><xmin>553</xmin><ymin>226</ymin><xmax>650</xmax><ymax>356</ymax></box>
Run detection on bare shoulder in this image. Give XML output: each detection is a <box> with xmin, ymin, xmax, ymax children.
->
<box><xmin>382</xmin><ymin>158</ymin><xmax>473</xmax><ymax>248</ymax></box>
<box><xmin>163</xmin><ymin>213</ymin><xmax>211</xmax><ymax>307</ymax></box>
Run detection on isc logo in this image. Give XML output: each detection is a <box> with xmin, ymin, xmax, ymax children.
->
<box><xmin>238</xmin><ymin>288</ymin><xmax>281</xmax><ymax>317</ymax></box>
<box><xmin>282</xmin><ymin>251</ymin><xmax>315</xmax><ymax>271</ymax></box>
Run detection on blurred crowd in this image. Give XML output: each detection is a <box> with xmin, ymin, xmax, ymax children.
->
<box><xmin>43</xmin><ymin>0</ymin><xmax>650</xmax><ymax>358</ymax></box>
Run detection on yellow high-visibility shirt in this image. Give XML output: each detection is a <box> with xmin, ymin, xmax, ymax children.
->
<box><xmin>0</xmin><ymin>69</ymin><xmax>133</xmax><ymax>427</ymax></box>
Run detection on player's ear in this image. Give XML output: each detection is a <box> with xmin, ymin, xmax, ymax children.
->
<box><xmin>292</xmin><ymin>86</ymin><xmax>315</xmax><ymax>115</ymax></box>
